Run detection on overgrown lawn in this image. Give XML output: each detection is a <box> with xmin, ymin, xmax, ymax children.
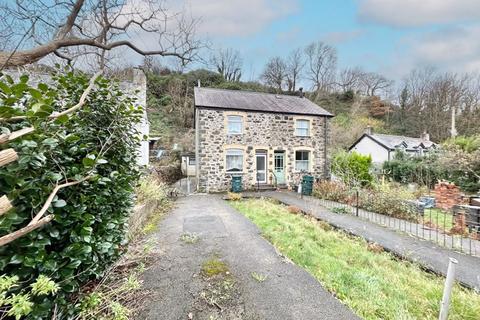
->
<box><xmin>230</xmin><ymin>198</ymin><xmax>480</xmax><ymax>320</ymax></box>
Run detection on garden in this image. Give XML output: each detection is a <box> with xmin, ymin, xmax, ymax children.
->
<box><xmin>313</xmin><ymin>145</ymin><xmax>480</xmax><ymax>246</ymax></box>
<box><xmin>230</xmin><ymin>198</ymin><xmax>480</xmax><ymax>320</ymax></box>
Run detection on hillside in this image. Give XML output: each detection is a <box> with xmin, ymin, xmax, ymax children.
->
<box><xmin>146</xmin><ymin>68</ymin><xmax>480</xmax><ymax>152</ymax></box>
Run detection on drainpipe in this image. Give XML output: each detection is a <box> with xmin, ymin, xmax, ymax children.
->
<box><xmin>323</xmin><ymin>116</ymin><xmax>328</xmax><ymax>180</ymax></box>
<box><xmin>195</xmin><ymin>108</ymin><xmax>200</xmax><ymax>191</ymax></box>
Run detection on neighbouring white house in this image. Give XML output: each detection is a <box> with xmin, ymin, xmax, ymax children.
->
<box><xmin>349</xmin><ymin>127</ymin><xmax>437</xmax><ymax>164</ymax></box>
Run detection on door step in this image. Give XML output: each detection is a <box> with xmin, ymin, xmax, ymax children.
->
<box><xmin>255</xmin><ymin>184</ymin><xmax>288</xmax><ymax>191</ymax></box>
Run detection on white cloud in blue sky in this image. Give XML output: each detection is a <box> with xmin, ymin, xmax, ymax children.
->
<box><xmin>171</xmin><ymin>0</ymin><xmax>480</xmax><ymax>83</ymax></box>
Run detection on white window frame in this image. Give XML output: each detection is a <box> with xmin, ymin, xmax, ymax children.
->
<box><xmin>295</xmin><ymin>150</ymin><xmax>310</xmax><ymax>172</ymax></box>
<box><xmin>295</xmin><ymin>119</ymin><xmax>310</xmax><ymax>137</ymax></box>
<box><xmin>227</xmin><ymin>115</ymin><xmax>243</xmax><ymax>134</ymax></box>
<box><xmin>226</xmin><ymin>149</ymin><xmax>244</xmax><ymax>173</ymax></box>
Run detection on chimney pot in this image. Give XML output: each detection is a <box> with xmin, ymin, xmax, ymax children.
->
<box><xmin>421</xmin><ymin>131</ymin><xmax>430</xmax><ymax>141</ymax></box>
<box><xmin>365</xmin><ymin>126</ymin><xmax>373</xmax><ymax>135</ymax></box>
<box><xmin>299</xmin><ymin>87</ymin><xmax>304</xmax><ymax>98</ymax></box>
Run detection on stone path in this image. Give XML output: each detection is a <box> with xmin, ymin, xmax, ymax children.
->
<box><xmin>259</xmin><ymin>191</ymin><xmax>480</xmax><ymax>291</ymax></box>
<box><xmin>138</xmin><ymin>194</ymin><xmax>357</xmax><ymax>320</ymax></box>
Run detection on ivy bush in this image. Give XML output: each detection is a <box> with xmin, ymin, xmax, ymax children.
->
<box><xmin>0</xmin><ymin>69</ymin><xmax>143</xmax><ymax>318</ymax></box>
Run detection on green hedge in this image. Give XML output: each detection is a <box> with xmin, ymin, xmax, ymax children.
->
<box><xmin>332</xmin><ymin>151</ymin><xmax>373</xmax><ymax>186</ymax></box>
<box><xmin>0</xmin><ymin>69</ymin><xmax>142</xmax><ymax>318</ymax></box>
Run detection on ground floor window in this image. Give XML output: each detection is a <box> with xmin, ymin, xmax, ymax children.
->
<box><xmin>226</xmin><ymin>149</ymin><xmax>244</xmax><ymax>173</ymax></box>
<box><xmin>295</xmin><ymin>150</ymin><xmax>310</xmax><ymax>171</ymax></box>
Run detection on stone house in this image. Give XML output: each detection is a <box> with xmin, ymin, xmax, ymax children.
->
<box><xmin>194</xmin><ymin>87</ymin><xmax>333</xmax><ymax>192</ymax></box>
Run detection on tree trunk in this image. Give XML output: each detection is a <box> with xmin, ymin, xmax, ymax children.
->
<box><xmin>0</xmin><ymin>149</ymin><xmax>18</xmax><ymax>167</ymax></box>
<box><xmin>0</xmin><ymin>195</ymin><xmax>12</xmax><ymax>216</ymax></box>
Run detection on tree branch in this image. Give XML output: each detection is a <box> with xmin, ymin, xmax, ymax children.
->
<box><xmin>0</xmin><ymin>215</ymin><xmax>53</xmax><ymax>247</ymax></box>
<box><xmin>29</xmin><ymin>175</ymin><xmax>92</xmax><ymax>226</ymax></box>
<box><xmin>0</xmin><ymin>37</ymin><xmax>194</xmax><ymax>68</ymax></box>
<box><xmin>0</xmin><ymin>127</ymin><xmax>35</xmax><ymax>144</ymax></box>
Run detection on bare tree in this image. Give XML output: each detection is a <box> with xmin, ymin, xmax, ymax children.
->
<box><xmin>304</xmin><ymin>41</ymin><xmax>337</xmax><ymax>97</ymax></box>
<box><xmin>285</xmin><ymin>48</ymin><xmax>304</xmax><ymax>92</ymax></box>
<box><xmin>360</xmin><ymin>72</ymin><xmax>393</xmax><ymax>96</ymax></box>
<box><xmin>337</xmin><ymin>67</ymin><xmax>365</xmax><ymax>93</ymax></box>
<box><xmin>210</xmin><ymin>47</ymin><xmax>242</xmax><ymax>82</ymax></box>
<box><xmin>0</xmin><ymin>0</ymin><xmax>201</xmax><ymax>69</ymax></box>
<box><xmin>261</xmin><ymin>56</ymin><xmax>287</xmax><ymax>92</ymax></box>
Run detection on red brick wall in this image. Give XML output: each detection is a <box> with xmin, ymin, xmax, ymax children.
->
<box><xmin>434</xmin><ymin>181</ymin><xmax>461</xmax><ymax>211</ymax></box>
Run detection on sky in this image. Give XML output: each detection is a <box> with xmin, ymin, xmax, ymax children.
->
<box><xmin>172</xmin><ymin>0</ymin><xmax>480</xmax><ymax>85</ymax></box>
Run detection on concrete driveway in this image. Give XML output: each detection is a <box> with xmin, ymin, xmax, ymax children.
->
<box><xmin>138</xmin><ymin>194</ymin><xmax>358</xmax><ymax>320</ymax></box>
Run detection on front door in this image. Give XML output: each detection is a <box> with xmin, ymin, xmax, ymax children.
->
<box><xmin>274</xmin><ymin>152</ymin><xmax>285</xmax><ymax>184</ymax></box>
<box><xmin>256</xmin><ymin>153</ymin><xmax>267</xmax><ymax>183</ymax></box>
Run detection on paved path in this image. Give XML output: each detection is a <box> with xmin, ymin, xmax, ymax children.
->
<box><xmin>138</xmin><ymin>194</ymin><xmax>357</xmax><ymax>320</ymax></box>
<box><xmin>259</xmin><ymin>191</ymin><xmax>480</xmax><ymax>291</ymax></box>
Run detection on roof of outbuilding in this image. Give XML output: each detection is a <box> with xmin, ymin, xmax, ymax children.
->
<box><xmin>194</xmin><ymin>87</ymin><xmax>333</xmax><ymax>117</ymax></box>
<box><xmin>350</xmin><ymin>133</ymin><xmax>437</xmax><ymax>151</ymax></box>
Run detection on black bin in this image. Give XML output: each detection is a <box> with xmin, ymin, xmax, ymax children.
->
<box><xmin>301</xmin><ymin>175</ymin><xmax>314</xmax><ymax>196</ymax></box>
<box><xmin>231</xmin><ymin>176</ymin><xmax>242</xmax><ymax>193</ymax></box>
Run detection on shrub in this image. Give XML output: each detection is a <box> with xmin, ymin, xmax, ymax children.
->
<box><xmin>331</xmin><ymin>151</ymin><xmax>373</xmax><ymax>186</ymax></box>
<box><xmin>312</xmin><ymin>180</ymin><xmax>351</xmax><ymax>203</ymax></box>
<box><xmin>313</xmin><ymin>181</ymin><xmax>418</xmax><ymax>220</ymax></box>
<box><xmin>0</xmin><ymin>70</ymin><xmax>142</xmax><ymax>318</ymax></box>
<box><xmin>383</xmin><ymin>154</ymin><xmax>444</xmax><ymax>188</ymax></box>
<box><xmin>358</xmin><ymin>184</ymin><xmax>418</xmax><ymax>220</ymax></box>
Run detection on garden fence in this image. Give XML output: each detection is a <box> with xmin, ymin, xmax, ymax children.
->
<box><xmin>314</xmin><ymin>190</ymin><xmax>480</xmax><ymax>257</ymax></box>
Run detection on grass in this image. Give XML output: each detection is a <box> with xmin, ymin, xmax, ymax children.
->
<box><xmin>201</xmin><ymin>258</ymin><xmax>229</xmax><ymax>277</ymax></box>
<box><xmin>180</xmin><ymin>232</ymin><xmax>199</xmax><ymax>244</ymax></box>
<box><xmin>423</xmin><ymin>208</ymin><xmax>454</xmax><ymax>231</ymax></box>
<box><xmin>230</xmin><ymin>198</ymin><xmax>480</xmax><ymax>320</ymax></box>
<box><xmin>250</xmin><ymin>272</ymin><xmax>267</xmax><ymax>282</ymax></box>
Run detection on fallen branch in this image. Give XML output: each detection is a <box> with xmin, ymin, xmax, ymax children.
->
<box><xmin>0</xmin><ymin>195</ymin><xmax>13</xmax><ymax>216</ymax></box>
<box><xmin>0</xmin><ymin>215</ymin><xmax>54</xmax><ymax>247</ymax></box>
<box><xmin>0</xmin><ymin>127</ymin><xmax>35</xmax><ymax>144</ymax></box>
<box><xmin>0</xmin><ymin>148</ymin><xmax>18</xmax><ymax>167</ymax></box>
<box><xmin>29</xmin><ymin>175</ymin><xmax>92</xmax><ymax>225</ymax></box>
<box><xmin>0</xmin><ymin>70</ymin><xmax>102</xmax><ymax>122</ymax></box>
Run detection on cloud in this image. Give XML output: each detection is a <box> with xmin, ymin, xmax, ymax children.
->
<box><xmin>181</xmin><ymin>0</ymin><xmax>299</xmax><ymax>37</ymax></box>
<box><xmin>276</xmin><ymin>27</ymin><xmax>302</xmax><ymax>43</ymax></box>
<box><xmin>322</xmin><ymin>30</ymin><xmax>365</xmax><ymax>45</ymax></box>
<box><xmin>358</xmin><ymin>0</ymin><xmax>480</xmax><ymax>27</ymax></box>
<box><xmin>380</xmin><ymin>25</ymin><xmax>480</xmax><ymax>80</ymax></box>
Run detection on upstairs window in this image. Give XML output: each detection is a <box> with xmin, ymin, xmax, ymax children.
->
<box><xmin>227</xmin><ymin>115</ymin><xmax>243</xmax><ymax>134</ymax></box>
<box><xmin>295</xmin><ymin>119</ymin><xmax>310</xmax><ymax>136</ymax></box>
<box><xmin>295</xmin><ymin>151</ymin><xmax>310</xmax><ymax>171</ymax></box>
<box><xmin>226</xmin><ymin>149</ymin><xmax>244</xmax><ymax>173</ymax></box>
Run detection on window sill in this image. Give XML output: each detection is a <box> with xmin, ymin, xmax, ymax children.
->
<box><xmin>227</xmin><ymin>133</ymin><xmax>243</xmax><ymax>136</ymax></box>
<box><xmin>295</xmin><ymin>135</ymin><xmax>311</xmax><ymax>138</ymax></box>
<box><xmin>226</xmin><ymin>172</ymin><xmax>245</xmax><ymax>175</ymax></box>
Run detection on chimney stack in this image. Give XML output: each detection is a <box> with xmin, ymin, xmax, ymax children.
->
<box><xmin>197</xmin><ymin>79</ymin><xmax>201</xmax><ymax>87</ymax></box>
<box><xmin>365</xmin><ymin>126</ymin><xmax>373</xmax><ymax>135</ymax></box>
<box><xmin>421</xmin><ymin>131</ymin><xmax>430</xmax><ymax>141</ymax></box>
<box><xmin>299</xmin><ymin>87</ymin><xmax>304</xmax><ymax>98</ymax></box>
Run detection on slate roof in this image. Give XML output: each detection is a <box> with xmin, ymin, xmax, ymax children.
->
<box><xmin>194</xmin><ymin>87</ymin><xmax>333</xmax><ymax>117</ymax></box>
<box><xmin>350</xmin><ymin>133</ymin><xmax>437</xmax><ymax>151</ymax></box>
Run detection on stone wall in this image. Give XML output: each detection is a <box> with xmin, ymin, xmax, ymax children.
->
<box><xmin>196</xmin><ymin>108</ymin><xmax>330</xmax><ymax>192</ymax></box>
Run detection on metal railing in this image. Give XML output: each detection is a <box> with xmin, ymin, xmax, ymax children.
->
<box><xmin>313</xmin><ymin>191</ymin><xmax>480</xmax><ymax>257</ymax></box>
<box><xmin>269</xmin><ymin>169</ymin><xmax>278</xmax><ymax>189</ymax></box>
